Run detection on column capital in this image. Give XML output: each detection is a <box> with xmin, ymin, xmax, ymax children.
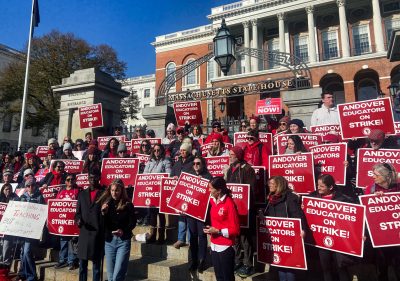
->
<box><xmin>336</xmin><ymin>0</ymin><xmax>345</xmax><ymax>7</ymax></box>
<box><xmin>277</xmin><ymin>13</ymin><xmax>285</xmax><ymax>21</ymax></box>
<box><xmin>243</xmin><ymin>21</ymin><xmax>250</xmax><ymax>28</ymax></box>
<box><xmin>251</xmin><ymin>18</ymin><xmax>258</xmax><ymax>26</ymax></box>
<box><xmin>305</xmin><ymin>6</ymin><xmax>314</xmax><ymax>14</ymax></box>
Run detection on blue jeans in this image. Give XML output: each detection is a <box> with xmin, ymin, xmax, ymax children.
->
<box><xmin>79</xmin><ymin>258</ymin><xmax>101</xmax><ymax>281</ymax></box>
<box><xmin>21</xmin><ymin>239</ymin><xmax>37</xmax><ymax>281</ymax></box>
<box><xmin>2</xmin><ymin>236</ymin><xmax>14</xmax><ymax>265</ymax></box>
<box><xmin>178</xmin><ymin>215</ymin><xmax>188</xmax><ymax>243</ymax></box>
<box><xmin>104</xmin><ymin>236</ymin><xmax>131</xmax><ymax>281</ymax></box>
<box><xmin>59</xmin><ymin>236</ymin><xmax>77</xmax><ymax>265</ymax></box>
<box><xmin>278</xmin><ymin>269</ymin><xmax>296</xmax><ymax>281</ymax></box>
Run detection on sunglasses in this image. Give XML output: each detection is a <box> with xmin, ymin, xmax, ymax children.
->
<box><xmin>26</xmin><ymin>184</ymin><xmax>34</xmax><ymax>187</ymax></box>
<box><xmin>76</xmin><ymin>143</ymin><xmax>82</xmax><ymax>146</ymax></box>
<box><xmin>118</xmin><ymin>151</ymin><xmax>126</xmax><ymax>153</ymax></box>
<box><xmin>280</xmin><ymin>122</ymin><xmax>287</xmax><ymax>125</ymax></box>
<box><xmin>65</xmin><ymin>178</ymin><xmax>73</xmax><ymax>182</ymax></box>
<box><xmin>247</xmin><ymin>137</ymin><xmax>255</xmax><ymax>141</ymax></box>
<box><xmin>153</xmin><ymin>149</ymin><xmax>161</xmax><ymax>152</ymax></box>
<box><xmin>141</xmin><ymin>144</ymin><xmax>148</xmax><ymax>147</ymax></box>
<box><xmin>193</xmin><ymin>162</ymin><xmax>201</xmax><ymax>166</ymax></box>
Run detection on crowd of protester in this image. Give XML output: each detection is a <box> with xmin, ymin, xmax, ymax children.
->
<box><xmin>0</xmin><ymin>92</ymin><xmax>399</xmax><ymax>281</ymax></box>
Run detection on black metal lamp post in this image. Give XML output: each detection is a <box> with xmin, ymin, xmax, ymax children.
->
<box><xmin>218</xmin><ymin>99</ymin><xmax>226</xmax><ymax>113</ymax></box>
<box><xmin>213</xmin><ymin>19</ymin><xmax>236</xmax><ymax>76</ymax></box>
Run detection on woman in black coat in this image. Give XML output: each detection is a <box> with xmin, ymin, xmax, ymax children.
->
<box><xmin>74</xmin><ymin>170</ymin><xmax>104</xmax><ymax>281</ymax></box>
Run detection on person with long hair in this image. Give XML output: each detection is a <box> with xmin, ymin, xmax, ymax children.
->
<box><xmin>83</xmin><ymin>147</ymin><xmax>100</xmax><ymax>174</ymax></box>
<box><xmin>243</xmin><ymin>129</ymin><xmax>269</xmax><ymax>167</ymax></box>
<box><xmin>143</xmin><ymin>144</ymin><xmax>172</xmax><ymax>243</ymax></box>
<box><xmin>207</xmin><ymin>134</ymin><xmax>228</xmax><ymax>157</ymax></box>
<box><xmin>189</xmin><ymin>125</ymin><xmax>206</xmax><ymax>145</ymax></box>
<box><xmin>285</xmin><ymin>119</ymin><xmax>307</xmax><ymax>134</ymax></box>
<box><xmin>284</xmin><ymin>135</ymin><xmax>308</xmax><ymax>154</ymax></box>
<box><xmin>204</xmin><ymin>177</ymin><xmax>240</xmax><ymax>281</ymax></box>
<box><xmin>101</xmin><ymin>138</ymin><xmax>119</xmax><ymax>160</ymax></box>
<box><xmin>99</xmin><ymin>179</ymin><xmax>136</xmax><ymax>281</ymax></box>
<box><xmin>40</xmin><ymin>160</ymin><xmax>67</xmax><ymax>188</ymax></box>
<box><xmin>260</xmin><ymin>176</ymin><xmax>304</xmax><ymax>281</ymax></box>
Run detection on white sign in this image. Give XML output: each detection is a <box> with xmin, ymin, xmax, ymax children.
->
<box><xmin>0</xmin><ymin>201</ymin><xmax>48</xmax><ymax>240</ymax></box>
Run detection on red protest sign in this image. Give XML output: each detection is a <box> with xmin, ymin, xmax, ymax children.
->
<box><xmin>205</xmin><ymin>156</ymin><xmax>229</xmax><ymax>177</ymax></box>
<box><xmin>124</xmin><ymin>141</ymin><xmax>132</xmax><ymax>156</ymax></box>
<box><xmin>41</xmin><ymin>185</ymin><xmax>63</xmax><ymax>203</ymax></box>
<box><xmin>36</xmin><ymin>146</ymin><xmax>49</xmax><ymax>158</ymax></box>
<box><xmin>310</xmin><ymin>124</ymin><xmax>341</xmax><ymax>137</ymax></box>
<box><xmin>395</xmin><ymin>122</ymin><xmax>400</xmax><ymax>136</ymax></box>
<box><xmin>167</xmin><ymin>172</ymin><xmax>210</xmax><ymax>221</ymax></box>
<box><xmin>79</xmin><ymin>103</ymin><xmax>103</xmax><ymax>129</ymax></box>
<box><xmin>257</xmin><ymin>216</ymin><xmax>307</xmax><ymax>270</ymax></box>
<box><xmin>35</xmin><ymin>168</ymin><xmax>49</xmax><ymax>183</ymax></box>
<box><xmin>227</xmin><ymin>184</ymin><xmax>250</xmax><ymax>228</ymax></box>
<box><xmin>173</xmin><ymin>101</ymin><xmax>203</xmax><ymax>126</ymax></box>
<box><xmin>303</xmin><ymin>197</ymin><xmax>366</xmax><ymax>257</ymax></box>
<box><xmin>136</xmin><ymin>153</ymin><xmax>151</xmax><ymax>164</ymax></box>
<box><xmin>310</xmin><ymin>143</ymin><xmax>347</xmax><ymax>185</ymax></box>
<box><xmin>234</xmin><ymin>132</ymin><xmax>248</xmax><ymax>149</ymax></box>
<box><xmin>200</xmin><ymin>143</ymin><xmax>213</xmax><ymax>157</ymax></box>
<box><xmin>253</xmin><ymin>166</ymin><xmax>267</xmax><ymax>204</ymax></box>
<box><xmin>97</xmin><ymin>136</ymin><xmax>126</xmax><ymax>150</ymax></box>
<box><xmin>338</xmin><ymin>97</ymin><xmax>395</xmax><ymax>139</ymax></box>
<box><xmin>76</xmin><ymin>174</ymin><xmax>89</xmax><ymax>190</ymax></box>
<box><xmin>50</xmin><ymin>160</ymin><xmax>84</xmax><ymax>174</ymax></box>
<box><xmin>359</xmin><ymin>192</ymin><xmax>400</xmax><ymax>247</ymax></box>
<box><xmin>269</xmin><ymin>153</ymin><xmax>315</xmax><ymax>194</ymax></box>
<box><xmin>259</xmin><ymin>132</ymin><xmax>273</xmax><ymax>156</ymax></box>
<box><xmin>131</xmin><ymin>138</ymin><xmax>161</xmax><ymax>155</ymax></box>
<box><xmin>356</xmin><ymin>148</ymin><xmax>400</xmax><ymax>188</ymax></box>
<box><xmin>100</xmin><ymin>158</ymin><xmax>139</xmax><ymax>187</ymax></box>
<box><xmin>47</xmin><ymin>199</ymin><xmax>79</xmax><ymax>236</ymax></box>
<box><xmin>0</xmin><ymin>203</ymin><xmax>7</xmax><ymax>238</ymax></box>
<box><xmin>159</xmin><ymin>178</ymin><xmax>179</xmax><ymax>215</ymax></box>
<box><xmin>133</xmin><ymin>173</ymin><xmax>169</xmax><ymax>208</ymax></box>
<box><xmin>256</xmin><ymin>98</ymin><xmax>282</xmax><ymax>115</ymax></box>
<box><xmin>275</xmin><ymin>134</ymin><xmax>322</xmax><ymax>155</ymax></box>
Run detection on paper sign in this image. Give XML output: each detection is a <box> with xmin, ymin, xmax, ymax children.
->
<box><xmin>36</xmin><ymin>146</ymin><xmax>49</xmax><ymax>158</ymax></box>
<box><xmin>100</xmin><ymin>158</ymin><xmax>139</xmax><ymax>187</ymax></box>
<box><xmin>47</xmin><ymin>199</ymin><xmax>79</xmax><ymax>236</ymax></box>
<box><xmin>50</xmin><ymin>160</ymin><xmax>84</xmax><ymax>174</ymax></box>
<box><xmin>41</xmin><ymin>184</ymin><xmax>63</xmax><ymax>203</ymax></box>
<box><xmin>133</xmin><ymin>173</ymin><xmax>169</xmax><ymax>207</ymax></box>
<box><xmin>159</xmin><ymin>178</ymin><xmax>179</xmax><ymax>215</ymax></box>
<box><xmin>97</xmin><ymin>136</ymin><xmax>126</xmax><ymax>151</ymax></box>
<box><xmin>173</xmin><ymin>101</ymin><xmax>203</xmax><ymax>126</ymax></box>
<box><xmin>275</xmin><ymin>134</ymin><xmax>322</xmax><ymax>155</ymax></box>
<box><xmin>76</xmin><ymin>174</ymin><xmax>89</xmax><ymax>190</ymax></box>
<box><xmin>205</xmin><ymin>156</ymin><xmax>229</xmax><ymax>177</ymax></box>
<box><xmin>79</xmin><ymin>103</ymin><xmax>104</xmax><ymax>129</ymax></box>
<box><xmin>256</xmin><ymin>98</ymin><xmax>282</xmax><ymax>115</ymax></box>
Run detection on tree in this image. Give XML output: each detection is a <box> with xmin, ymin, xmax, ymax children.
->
<box><xmin>0</xmin><ymin>30</ymin><xmax>136</xmax><ymax>134</ymax></box>
<box><xmin>120</xmin><ymin>88</ymin><xmax>141</xmax><ymax>123</ymax></box>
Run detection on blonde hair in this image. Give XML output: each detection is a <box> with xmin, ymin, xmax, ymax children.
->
<box><xmin>97</xmin><ymin>179</ymin><xmax>130</xmax><ymax>211</ymax></box>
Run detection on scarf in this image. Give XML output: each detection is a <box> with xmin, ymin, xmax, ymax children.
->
<box><xmin>268</xmin><ymin>193</ymin><xmax>282</xmax><ymax>206</ymax></box>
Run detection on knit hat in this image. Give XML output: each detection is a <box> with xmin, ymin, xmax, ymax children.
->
<box><xmin>25</xmin><ymin>153</ymin><xmax>33</xmax><ymax>160</ymax></box>
<box><xmin>176</xmin><ymin>127</ymin><xmax>185</xmax><ymax>134</ymax></box>
<box><xmin>230</xmin><ymin>146</ymin><xmax>244</xmax><ymax>161</ymax></box>
<box><xmin>211</xmin><ymin>133</ymin><xmax>223</xmax><ymax>143</ymax></box>
<box><xmin>323</xmin><ymin>133</ymin><xmax>339</xmax><ymax>143</ymax></box>
<box><xmin>212</xmin><ymin>121</ymin><xmax>221</xmax><ymax>128</ymax></box>
<box><xmin>289</xmin><ymin>119</ymin><xmax>304</xmax><ymax>128</ymax></box>
<box><xmin>3</xmin><ymin>169</ymin><xmax>13</xmax><ymax>176</ymax></box>
<box><xmin>368</xmin><ymin>129</ymin><xmax>385</xmax><ymax>141</ymax></box>
<box><xmin>63</xmin><ymin>143</ymin><xmax>72</xmax><ymax>151</ymax></box>
<box><xmin>279</xmin><ymin>116</ymin><xmax>290</xmax><ymax>124</ymax></box>
<box><xmin>23</xmin><ymin>169</ymin><xmax>34</xmax><ymax>177</ymax></box>
<box><xmin>27</xmin><ymin>147</ymin><xmax>35</xmax><ymax>153</ymax></box>
<box><xmin>146</xmin><ymin>129</ymin><xmax>155</xmax><ymax>138</ymax></box>
<box><xmin>117</xmin><ymin>143</ymin><xmax>127</xmax><ymax>153</ymax></box>
<box><xmin>48</xmin><ymin>138</ymin><xmax>57</xmax><ymax>145</ymax></box>
<box><xmin>166</xmin><ymin>123</ymin><xmax>176</xmax><ymax>132</ymax></box>
<box><xmin>180</xmin><ymin>143</ymin><xmax>192</xmax><ymax>153</ymax></box>
<box><xmin>25</xmin><ymin>178</ymin><xmax>35</xmax><ymax>187</ymax></box>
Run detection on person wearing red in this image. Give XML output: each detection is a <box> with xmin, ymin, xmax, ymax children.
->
<box><xmin>243</xmin><ymin>129</ymin><xmax>269</xmax><ymax>167</ymax></box>
<box><xmin>40</xmin><ymin>160</ymin><xmax>67</xmax><ymax>188</ymax></box>
<box><xmin>205</xmin><ymin>121</ymin><xmax>231</xmax><ymax>144</ymax></box>
<box><xmin>207</xmin><ymin>133</ymin><xmax>228</xmax><ymax>157</ymax></box>
<box><xmin>204</xmin><ymin>177</ymin><xmax>240</xmax><ymax>281</ymax></box>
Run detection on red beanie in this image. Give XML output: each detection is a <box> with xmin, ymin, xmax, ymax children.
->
<box><xmin>212</xmin><ymin>133</ymin><xmax>223</xmax><ymax>143</ymax></box>
<box><xmin>230</xmin><ymin>146</ymin><xmax>244</xmax><ymax>161</ymax></box>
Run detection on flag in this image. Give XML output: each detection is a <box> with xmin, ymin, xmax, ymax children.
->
<box><xmin>33</xmin><ymin>0</ymin><xmax>40</xmax><ymax>28</ymax></box>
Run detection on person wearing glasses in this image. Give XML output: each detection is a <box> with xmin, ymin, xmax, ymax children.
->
<box><xmin>143</xmin><ymin>144</ymin><xmax>172</xmax><ymax>244</ymax></box>
<box><xmin>285</xmin><ymin>119</ymin><xmax>308</xmax><ymax>135</ymax></box>
<box><xmin>134</xmin><ymin>127</ymin><xmax>145</xmax><ymax>139</ymax></box>
<box><xmin>243</xmin><ymin>129</ymin><xmax>269</xmax><ymax>167</ymax></box>
<box><xmin>75</xmin><ymin>169</ymin><xmax>105</xmax><ymax>281</ymax></box>
<box><xmin>272</xmin><ymin>116</ymin><xmax>290</xmax><ymax>135</ymax></box>
<box><xmin>40</xmin><ymin>160</ymin><xmax>67</xmax><ymax>188</ymax></box>
<box><xmin>114</xmin><ymin>126</ymin><xmax>123</xmax><ymax>136</ymax></box>
<box><xmin>167</xmin><ymin>127</ymin><xmax>186</xmax><ymax>160</ymax></box>
<box><xmin>101</xmin><ymin>137</ymin><xmax>120</xmax><ymax>160</ymax></box>
<box><xmin>311</xmin><ymin>92</ymin><xmax>339</xmax><ymax>126</ymax></box>
<box><xmin>186</xmin><ymin>156</ymin><xmax>212</xmax><ymax>273</ymax></box>
<box><xmin>207</xmin><ymin>134</ymin><xmax>228</xmax><ymax>157</ymax></box>
<box><xmin>18</xmin><ymin>178</ymin><xmax>45</xmax><ymax>281</ymax></box>
<box><xmin>74</xmin><ymin>139</ymin><xmax>85</xmax><ymax>151</ymax></box>
<box><xmin>54</xmin><ymin>174</ymin><xmax>80</xmax><ymax>270</ymax></box>
<box><xmin>206</xmin><ymin>121</ymin><xmax>231</xmax><ymax>144</ymax></box>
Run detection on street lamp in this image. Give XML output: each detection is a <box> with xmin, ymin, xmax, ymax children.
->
<box><xmin>387</xmin><ymin>82</ymin><xmax>399</xmax><ymax>99</ymax></box>
<box><xmin>218</xmin><ymin>99</ymin><xmax>226</xmax><ymax>113</ymax></box>
<box><xmin>213</xmin><ymin>19</ymin><xmax>236</xmax><ymax>76</ymax></box>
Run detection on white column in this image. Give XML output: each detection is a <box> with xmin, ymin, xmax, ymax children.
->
<box><xmin>243</xmin><ymin>21</ymin><xmax>251</xmax><ymax>73</ymax></box>
<box><xmin>372</xmin><ymin>0</ymin><xmax>385</xmax><ymax>52</ymax></box>
<box><xmin>277</xmin><ymin>13</ymin><xmax>286</xmax><ymax>53</ymax></box>
<box><xmin>306</xmin><ymin>6</ymin><xmax>317</xmax><ymax>63</ymax></box>
<box><xmin>251</xmin><ymin>19</ymin><xmax>259</xmax><ymax>71</ymax></box>
<box><xmin>337</xmin><ymin>0</ymin><xmax>350</xmax><ymax>58</ymax></box>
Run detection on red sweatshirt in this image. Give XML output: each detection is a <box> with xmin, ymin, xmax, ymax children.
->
<box><xmin>243</xmin><ymin>140</ymin><xmax>269</xmax><ymax>168</ymax></box>
<box><xmin>209</xmin><ymin>195</ymin><xmax>240</xmax><ymax>246</ymax></box>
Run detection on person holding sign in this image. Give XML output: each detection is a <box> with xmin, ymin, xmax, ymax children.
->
<box><xmin>364</xmin><ymin>163</ymin><xmax>400</xmax><ymax>281</ymax></box>
<box><xmin>101</xmin><ymin>138</ymin><xmax>119</xmax><ymax>160</ymax></box>
<box><xmin>40</xmin><ymin>160</ymin><xmax>67</xmax><ymax>189</ymax></box>
<box><xmin>305</xmin><ymin>174</ymin><xmax>355</xmax><ymax>281</ymax></box>
<box><xmin>207</xmin><ymin>134</ymin><xmax>228</xmax><ymax>157</ymax></box>
<box><xmin>284</xmin><ymin>135</ymin><xmax>308</xmax><ymax>155</ymax></box>
<box><xmin>186</xmin><ymin>156</ymin><xmax>212</xmax><ymax>273</ymax></box>
<box><xmin>99</xmin><ymin>179</ymin><xmax>136</xmax><ymax>281</ymax></box>
<box><xmin>285</xmin><ymin>119</ymin><xmax>307</xmax><ymax>134</ymax></box>
<box><xmin>259</xmin><ymin>176</ymin><xmax>305</xmax><ymax>281</ymax></box>
<box><xmin>204</xmin><ymin>177</ymin><xmax>240</xmax><ymax>281</ymax></box>
<box><xmin>243</xmin><ymin>129</ymin><xmax>269</xmax><ymax>167</ymax></box>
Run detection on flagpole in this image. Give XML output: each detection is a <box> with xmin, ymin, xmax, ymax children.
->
<box><xmin>17</xmin><ymin>0</ymin><xmax>36</xmax><ymax>151</ymax></box>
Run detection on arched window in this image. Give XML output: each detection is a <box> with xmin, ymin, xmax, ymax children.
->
<box><xmin>357</xmin><ymin>78</ymin><xmax>377</xmax><ymax>101</ymax></box>
<box><xmin>166</xmin><ymin>62</ymin><xmax>176</xmax><ymax>88</ymax></box>
<box><xmin>185</xmin><ymin>59</ymin><xmax>197</xmax><ymax>85</ymax></box>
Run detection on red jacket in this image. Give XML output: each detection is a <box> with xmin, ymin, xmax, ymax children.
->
<box><xmin>243</xmin><ymin>140</ymin><xmax>269</xmax><ymax>167</ymax></box>
<box><xmin>205</xmin><ymin>132</ymin><xmax>231</xmax><ymax>144</ymax></box>
<box><xmin>210</xmin><ymin>195</ymin><xmax>240</xmax><ymax>246</ymax></box>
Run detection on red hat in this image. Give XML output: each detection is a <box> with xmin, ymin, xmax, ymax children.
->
<box><xmin>89</xmin><ymin>139</ymin><xmax>98</xmax><ymax>146</ymax></box>
<box><xmin>25</xmin><ymin>153</ymin><xmax>33</xmax><ymax>160</ymax></box>
<box><xmin>368</xmin><ymin>129</ymin><xmax>385</xmax><ymax>141</ymax></box>
<box><xmin>176</xmin><ymin>127</ymin><xmax>185</xmax><ymax>134</ymax></box>
<box><xmin>87</xmin><ymin>147</ymin><xmax>96</xmax><ymax>155</ymax></box>
<box><xmin>211</xmin><ymin>133</ymin><xmax>223</xmax><ymax>143</ymax></box>
<box><xmin>323</xmin><ymin>133</ymin><xmax>339</xmax><ymax>143</ymax></box>
<box><xmin>230</xmin><ymin>146</ymin><xmax>244</xmax><ymax>161</ymax></box>
<box><xmin>47</xmin><ymin>149</ymin><xmax>56</xmax><ymax>156</ymax></box>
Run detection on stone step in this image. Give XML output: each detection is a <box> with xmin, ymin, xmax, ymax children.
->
<box><xmin>11</xmin><ymin>259</ymin><xmax>57</xmax><ymax>280</ymax></box>
<box><xmin>130</xmin><ymin>241</ymin><xmax>190</xmax><ymax>262</ymax></box>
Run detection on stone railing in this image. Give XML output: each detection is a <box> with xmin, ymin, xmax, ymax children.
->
<box><xmin>155</xmin><ymin>24</ymin><xmax>213</xmax><ymax>42</ymax></box>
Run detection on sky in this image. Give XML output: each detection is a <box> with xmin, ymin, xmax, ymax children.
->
<box><xmin>0</xmin><ymin>0</ymin><xmax>234</xmax><ymax>77</ymax></box>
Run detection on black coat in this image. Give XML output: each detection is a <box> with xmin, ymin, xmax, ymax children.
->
<box><xmin>171</xmin><ymin>155</ymin><xmax>195</xmax><ymax>177</ymax></box>
<box><xmin>75</xmin><ymin>188</ymin><xmax>104</xmax><ymax>260</ymax></box>
<box><xmin>103</xmin><ymin>200</ymin><xmax>136</xmax><ymax>242</ymax></box>
<box><xmin>262</xmin><ymin>191</ymin><xmax>304</xmax><ymax>223</ymax></box>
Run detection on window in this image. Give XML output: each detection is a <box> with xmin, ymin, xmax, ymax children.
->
<box><xmin>357</xmin><ymin>78</ymin><xmax>377</xmax><ymax>101</ymax></box>
<box><xmin>144</xmin><ymin>89</ymin><xmax>150</xmax><ymax>98</ymax></box>
<box><xmin>352</xmin><ymin>25</ymin><xmax>371</xmax><ymax>55</ymax></box>
<box><xmin>185</xmin><ymin>59</ymin><xmax>196</xmax><ymax>85</ymax></box>
<box><xmin>294</xmin><ymin>35</ymin><xmax>309</xmax><ymax>62</ymax></box>
<box><xmin>166</xmin><ymin>62</ymin><xmax>176</xmax><ymax>88</ymax></box>
<box><xmin>207</xmin><ymin>60</ymin><xmax>215</xmax><ymax>82</ymax></box>
<box><xmin>385</xmin><ymin>18</ymin><xmax>400</xmax><ymax>45</ymax></box>
<box><xmin>322</xmin><ymin>30</ymin><xmax>339</xmax><ymax>60</ymax></box>
<box><xmin>2</xmin><ymin>114</ymin><xmax>12</xmax><ymax>132</ymax></box>
<box><xmin>267</xmin><ymin>38</ymin><xmax>280</xmax><ymax>68</ymax></box>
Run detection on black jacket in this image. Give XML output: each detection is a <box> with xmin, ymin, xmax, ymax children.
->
<box><xmin>171</xmin><ymin>155</ymin><xmax>195</xmax><ymax>177</ymax></box>
<box><xmin>103</xmin><ymin>200</ymin><xmax>136</xmax><ymax>242</ymax></box>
